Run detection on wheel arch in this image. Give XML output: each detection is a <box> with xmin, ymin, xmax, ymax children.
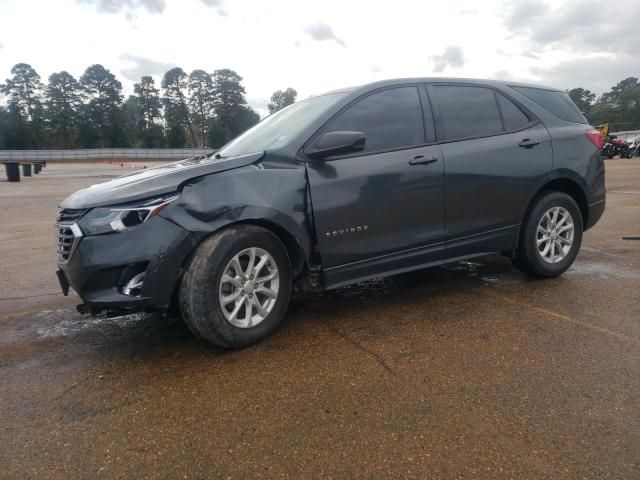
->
<box><xmin>525</xmin><ymin>174</ymin><xmax>589</xmax><ymax>229</ymax></box>
<box><xmin>230</xmin><ymin>219</ymin><xmax>308</xmax><ymax>278</ymax></box>
<box><xmin>181</xmin><ymin>218</ymin><xmax>308</xmax><ymax>280</ymax></box>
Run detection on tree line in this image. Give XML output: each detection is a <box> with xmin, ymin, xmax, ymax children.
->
<box><xmin>0</xmin><ymin>63</ymin><xmax>298</xmax><ymax>150</ymax></box>
<box><xmin>569</xmin><ymin>77</ymin><xmax>640</xmax><ymax>131</ymax></box>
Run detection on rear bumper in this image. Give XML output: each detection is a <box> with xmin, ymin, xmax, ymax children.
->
<box><xmin>58</xmin><ymin>216</ymin><xmax>201</xmax><ymax>312</ymax></box>
<box><xmin>585</xmin><ymin>198</ymin><xmax>605</xmax><ymax>231</ymax></box>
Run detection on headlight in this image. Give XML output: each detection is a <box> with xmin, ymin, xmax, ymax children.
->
<box><xmin>78</xmin><ymin>194</ymin><xmax>179</xmax><ymax>235</ymax></box>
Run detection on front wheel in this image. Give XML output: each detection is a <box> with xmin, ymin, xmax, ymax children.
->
<box><xmin>180</xmin><ymin>225</ymin><xmax>292</xmax><ymax>348</ymax></box>
<box><xmin>513</xmin><ymin>192</ymin><xmax>583</xmax><ymax>277</ymax></box>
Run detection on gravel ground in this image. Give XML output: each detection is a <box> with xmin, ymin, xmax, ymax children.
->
<box><xmin>0</xmin><ymin>160</ymin><xmax>639</xmax><ymax>479</ymax></box>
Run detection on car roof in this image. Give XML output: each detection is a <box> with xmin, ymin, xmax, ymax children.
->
<box><xmin>320</xmin><ymin>77</ymin><xmax>562</xmax><ymax>97</ymax></box>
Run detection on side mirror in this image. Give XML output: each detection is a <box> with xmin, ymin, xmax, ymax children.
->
<box><xmin>307</xmin><ymin>131</ymin><xmax>366</xmax><ymax>159</ymax></box>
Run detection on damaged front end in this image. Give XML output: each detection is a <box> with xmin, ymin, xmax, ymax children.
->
<box><xmin>56</xmin><ymin>199</ymin><xmax>202</xmax><ymax>316</ymax></box>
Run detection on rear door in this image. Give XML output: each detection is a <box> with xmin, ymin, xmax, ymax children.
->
<box><xmin>427</xmin><ymin>83</ymin><xmax>552</xmax><ymax>252</ymax></box>
<box><xmin>305</xmin><ymin>85</ymin><xmax>445</xmax><ymax>286</ymax></box>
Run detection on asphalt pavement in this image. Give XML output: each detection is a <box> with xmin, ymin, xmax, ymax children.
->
<box><xmin>1</xmin><ymin>161</ymin><xmax>639</xmax><ymax>479</ymax></box>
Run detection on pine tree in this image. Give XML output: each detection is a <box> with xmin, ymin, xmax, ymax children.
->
<box><xmin>79</xmin><ymin>64</ymin><xmax>124</xmax><ymax>147</ymax></box>
<box><xmin>188</xmin><ymin>69</ymin><xmax>215</xmax><ymax>148</ymax></box>
<box><xmin>44</xmin><ymin>71</ymin><xmax>82</xmax><ymax>148</ymax></box>
<box><xmin>162</xmin><ymin>67</ymin><xmax>196</xmax><ymax>146</ymax></box>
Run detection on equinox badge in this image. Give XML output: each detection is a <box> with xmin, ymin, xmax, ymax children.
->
<box><xmin>325</xmin><ymin>225</ymin><xmax>368</xmax><ymax>238</ymax></box>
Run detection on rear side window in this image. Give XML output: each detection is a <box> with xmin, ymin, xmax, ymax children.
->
<box><xmin>512</xmin><ymin>86</ymin><xmax>587</xmax><ymax>124</ymax></box>
<box><xmin>325</xmin><ymin>86</ymin><xmax>425</xmax><ymax>154</ymax></box>
<box><xmin>496</xmin><ymin>93</ymin><xmax>531</xmax><ymax>131</ymax></box>
<box><xmin>431</xmin><ymin>85</ymin><xmax>503</xmax><ymax>140</ymax></box>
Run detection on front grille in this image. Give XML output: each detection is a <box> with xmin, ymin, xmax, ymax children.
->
<box><xmin>57</xmin><ymin>225</ymin><xmax>77</xmax><ymax>262</ymax></box>
<box><xmin>57</xmin><ymin>208</ymin><xmax>86</xmax><ymax>223</ymax></box>
<box><xmin>56</xmin><ymin>209</ymin><xmax>86</xmax><ymax>262</ymax></box>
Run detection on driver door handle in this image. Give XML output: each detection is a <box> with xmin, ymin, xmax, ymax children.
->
<box><xmin>409</xmin><ymin>155</ymin><xmax>438</xmax><ymax>166</ymax></box>
<box><xmin>518</xmin><ymin>138</ymin><xmax>540</xmax><ymax>148</ymax></box>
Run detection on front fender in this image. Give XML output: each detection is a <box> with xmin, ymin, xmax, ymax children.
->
<box><xmin>159</xmin><ymin>160</ymin><xmax>313</xmax><ymax>266</ymax></box>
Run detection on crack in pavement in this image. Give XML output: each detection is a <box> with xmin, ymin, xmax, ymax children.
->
<box><xmin>324</xmin><ymin>321</ymin><xmax>396</xmax><ymax>376</ymax></box>
<box><xmin>0</xmin><ymin>292</ymin><xmax>61</xmax><ymax>301</ymax></box>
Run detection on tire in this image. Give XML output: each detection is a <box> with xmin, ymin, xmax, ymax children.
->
<box><xmin>513</xmin><ymin>191</ymin><xmax>583</xmax><ymax>278</ymax></box>
<box><xmin>179</xmin><ymin>225</ymin><xmax>292</xmax><ymax>348</ymax></box>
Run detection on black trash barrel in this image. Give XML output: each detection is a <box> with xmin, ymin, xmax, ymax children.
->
<box><xmin>5</xmin><ymin>162</ymin><xmax>20</xmax><ymax>182</ymax></box>
<box><xmin>22</xmin><ymin>164</ymin><xmax>32</xmax><ymax>176</ymax></box>
<box><xmin>34</xmin><ymin>162</ymin><xmax>41</xmax><ymax>174</ymax></box>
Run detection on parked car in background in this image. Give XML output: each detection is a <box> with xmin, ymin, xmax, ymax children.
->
<box><xmin>56</xmin><ymin>78</ymin><xmax>606</xmax><ymax>348</ymax></box>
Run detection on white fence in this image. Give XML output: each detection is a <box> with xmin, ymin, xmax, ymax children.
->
<box><xmin>0</xmin><ymin>148</ymin><xmax>214</xmax><ymax>162</ymax></box>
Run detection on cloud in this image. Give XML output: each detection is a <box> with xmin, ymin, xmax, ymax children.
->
<box><xmin>430</xmin><ymin>46</ymin><xmax>465</xmax><ymax>73</ymax></box>
<box><xmin>502</xmin><ymin>0</ymin><xmax>640</xmax><ymax>57</ymax></box>
<box><xmin>304</xmin><ymin>22</ymin><xmax>345</xmax><ymax>47</ymax></box>
<box><xmin>503</xmin><ymin>0</ymin><xmax>549</xmax><ymax>31</ymax></box>
<box><xmin>247</xmin><ymin>96</ymin><xmax>269</xmax><ymax>117</ymax></box>
<box><xmin>78</xmin><ymin>0</ymin><xmax>166</xmax><ymax>15</ymax></box>
<box><xmin>500</xmin><ymin>0</ymin><xmax>640</xmax><ymax>94</ymax></box>
<box><xmin>0</xmin><ymin>41</ymin><xmax>3</xmax><ymax>50</ymax></box>
<box><xmin>520</xmin><ymin>51</ymin><xmax>540</xmax><ymax>60</ymax></box>
<box><xmin>198</xmin><ymin>0</ymin><xmax>226</xmax><ymax>16</ymax></box>
<box><xmin>119</xmin><ymin>53</ymin><xmax>175</xmax><ymax>81</ymax></box>
<box><xmin>530</xmin><ymin>54</ymin><xmax>639</xmax><ymax>94</ymax></box>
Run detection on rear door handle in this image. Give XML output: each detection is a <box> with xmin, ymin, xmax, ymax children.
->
<box><xmin>409</xmin><ymin>155</ymin><xmax>438</xmax><ymax>166</ymax></box>
<box><xmin>518</xmin><ymin>138</ymin><xmax>540</xmax><ymax>148</ymax></box>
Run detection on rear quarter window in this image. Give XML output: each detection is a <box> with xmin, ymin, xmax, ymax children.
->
<box><xmin>512</xmin><ymin>86</ymin><xmax>587</xmax><ymax>124</ymax></box>
<box><xmin>496</xmin><ymin>93</ymin><xmax>532</xmax><ymax>131</ymax></box>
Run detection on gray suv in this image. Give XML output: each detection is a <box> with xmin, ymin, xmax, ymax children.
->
<box><xmin>56</xmin><ymin>78</ymin><xmax>606</xmax><ymax>348</ymax></box>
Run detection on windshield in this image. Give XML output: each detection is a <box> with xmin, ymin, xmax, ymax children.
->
<box><xmin>215</xmin><ymin>92</ymin><xmax>347</xmax><ymax>158</ymax></box>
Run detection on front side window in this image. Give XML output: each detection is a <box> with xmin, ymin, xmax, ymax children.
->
<box><xmin>432</xmin><ymin>85</ymin><xmax>503</xmax><ymax>141</ymax></box>
<box><xmin>324</xmin><ymin>86</ymin><xmax>425</xmax><ymax>154</ymax></box>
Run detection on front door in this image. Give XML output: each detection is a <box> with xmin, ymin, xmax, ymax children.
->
<box><xmin>305</xmin><ymin>85</ymin><xmax>446</xmax><ymax>287</ymax></box>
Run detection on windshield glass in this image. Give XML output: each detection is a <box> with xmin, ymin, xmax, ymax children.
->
<box><xmin>215</xmin><ymin>92</ymin><xmax>347</xmax><ymax>157</ymax></box>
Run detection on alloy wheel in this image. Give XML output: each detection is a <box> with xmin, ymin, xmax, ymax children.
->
<box><xmin>218</xmin><ymin>247</ymin><xmax>280</xmax><ymax>328</ymax></box>
<box><xmin>536</xmin><ymin>206</ymin><xmax>575</xmax><ymax>264</ymax></box>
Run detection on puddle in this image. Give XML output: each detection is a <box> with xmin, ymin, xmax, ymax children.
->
<box><xmin>567</xmin><ymin>260</ymin><xmax>640</xmax><ymax>280</ymax></box>
<box><xmin>36</xmin><ymin>310</ymin><xmax>150</xmax><ymax>339</ymax></box>
<box><xmin>444</xmin><ymin>261</ymin><xmax>483</xmax><ymax>274</ymax></box>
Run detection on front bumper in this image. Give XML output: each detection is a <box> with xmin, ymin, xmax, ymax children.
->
<box><xmin>57</xmin><ymin>216</ymin><xmax>201</xmax><ymax>312</ymax></box>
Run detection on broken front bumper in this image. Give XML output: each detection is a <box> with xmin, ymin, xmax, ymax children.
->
<box><xmin>57</xmin><ymin>216</ymin><xmax>201</xmax><ymax>312</ymax></box>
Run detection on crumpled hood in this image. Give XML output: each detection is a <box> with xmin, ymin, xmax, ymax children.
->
<box><xmin>59</xmin><ymin>152</ymin><xmax>264</xmax><ymax>209</ymax></box>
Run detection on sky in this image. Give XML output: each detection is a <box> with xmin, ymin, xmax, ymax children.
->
<box><xmin>0</xmin><ymin>0</ymin><xmax>639</xmax><ymax>117</ymax></box>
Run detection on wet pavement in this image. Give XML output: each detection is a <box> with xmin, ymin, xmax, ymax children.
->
<box><xmin>1</xmin><ymin>161</ymin><xmax>639</xmax><ymax>479</ymax></box>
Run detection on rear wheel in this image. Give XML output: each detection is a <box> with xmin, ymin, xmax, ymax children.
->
<box><xmin>180</xmin><ymin>225</ymin><xmax>292</xmax><ymax>348</ymax></box>
<box><xmin>513</xmin><ymin>191</ymin><xmax>583</xmax><ymax>277</ymax></box>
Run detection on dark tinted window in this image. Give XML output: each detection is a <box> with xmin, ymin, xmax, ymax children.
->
<box><xmin>325</xmin><ymin>87</ymin><xmax>424</xmax><ymax>153</ymax></box>
<box><xmin>432</xmin><ymin>85</ymin><xmax>503</xmax><ymax>140</ymax></box>
<box><xmin>496</xmin><ymin>93</ymin><xmax>531</xmax><ymax>131</ymax></box>
<box><xmin>512</xmin><ymin>86</ymin><xmax>587</xmax><ymax>124</ymax></box>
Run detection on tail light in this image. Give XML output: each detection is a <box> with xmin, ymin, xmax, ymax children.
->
<box><xmin>586</xmin><ymin>129</ymin><xmax>604</xmax><ymax>150</ymax></box>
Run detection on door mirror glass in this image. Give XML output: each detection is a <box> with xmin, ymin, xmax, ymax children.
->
<box><xmin>307</xmin><ymin>131</ymin><xmax>366</xmax><ymax>159</ymax></box>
